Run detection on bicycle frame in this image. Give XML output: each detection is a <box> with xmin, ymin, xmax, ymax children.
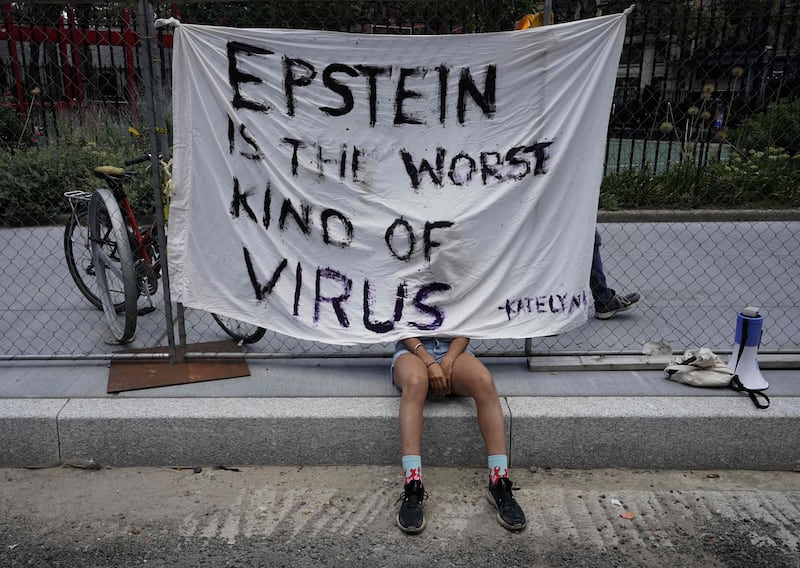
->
<box><xmin>106</xmin><ymin>179</ymin><xmax>159</xmax><ymax>273</ymax></box>
<box><xmin>64</xmin><ymin>156</ymin><xmax>266</xmax><ymax>345</ymax></box>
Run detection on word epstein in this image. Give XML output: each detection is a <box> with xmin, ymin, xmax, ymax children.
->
<box><xmin>228</xmin><ymin>41</ymin><xmax>496</xmax><ymax>126</ymax></box>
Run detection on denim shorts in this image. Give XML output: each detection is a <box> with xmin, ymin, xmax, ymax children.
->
<box><xmin>390</xmin><ymin>337</ymin><xmax>472</xmax><ymax>383</ymax></box>
<box><xmin>391</xmin><ymin>337</ymin><xmax>454</xmax><ymax>367</ymax></box>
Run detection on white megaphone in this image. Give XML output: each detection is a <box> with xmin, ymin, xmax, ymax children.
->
<box><xmin>728</xmin><ymin>307</ymin><xmax>768</xmax><ymax>391</ymax></box>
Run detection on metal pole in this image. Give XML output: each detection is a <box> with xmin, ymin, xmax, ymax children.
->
<box><xmin>526</xmin><ymin>0</ymin><xmax>553</xmax><ymax>360</ymax></box>
<box><xmin>137</xmin><ymin>0</ymin><xmax>182</xmax><ymax>364</ymax></box>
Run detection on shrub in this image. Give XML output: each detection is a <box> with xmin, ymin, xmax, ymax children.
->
<box><xmin>600</xmin><ymin>147</ymin><xmax>800</xmax><ymax>209</ymax></box>
<box><xmin>699</xmin><ymin>148</ymin><xmax>799</xmax><ymax>208</ymax></box>
<box><xmin>0</xmin><ymin>144</ymin><xmax>95</xmax><ymax>225</ymax></box>
<box><xmin>0</xmin><ymin>105</ymin><xmax>31</xmax><ymax>150</ymax></box>
<box><xmin>600</xmin><ymin>163</ymin><xmax>702</xmax><ymax>209</ymax></box>
<box><xmin>730</xmin><ymin>100</ymin><xmax>800</xmax><ymax>156</ymax></box>
<box><xmin>0</xmin><ymin>141</ymin><xmax>154</xmax><ymax>226</ymax></box>
<box><xmin>0</xmin><ymin>103</ymin><xmax>158</xmax><ymax>226</ymax></box>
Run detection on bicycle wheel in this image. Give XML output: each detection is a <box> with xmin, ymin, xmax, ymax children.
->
<box><xmin>88</xmin><ymin>188</ymin><xmax>138</xmax><ymax>343</ymax></box>
<box><xmin>64</xmin><ymin>201</ymin><xmax>125</xmax><ymax>312</ymax></box>
<box><xmin>211</xmin><ymin>313</ymin><xmax>267</xmax><ymax>344</ymax></box>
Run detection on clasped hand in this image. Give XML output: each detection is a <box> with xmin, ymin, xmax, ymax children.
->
<box><xmin>428</xmin><ymin>356</ymin><xmax>454</xmax><ymax>397</ymax></box>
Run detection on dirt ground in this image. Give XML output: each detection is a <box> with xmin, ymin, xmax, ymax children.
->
<box><xmin>2</xmin><ymin>465</ymin><xmax>799</xmax><ymax>567</ymax></box>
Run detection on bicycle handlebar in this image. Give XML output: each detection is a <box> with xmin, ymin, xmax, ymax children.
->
<box><xmin>124</xmin><ymin>155</ymin><xmax>152</xmax><ymax>166</ymax></box>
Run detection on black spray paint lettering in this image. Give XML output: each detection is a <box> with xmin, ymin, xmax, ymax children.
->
<box><xmin>384</xmin><ymin>218</ymin><xmax>454</xmax><ymax>262</ymax></box>
<box><xmin>227</xmin><ymin>115</ymin><xmax>263</xmax><ymax>160</ymax></box>
<box><xmin>457</xmin><ymin>66</ymin><xmax>496</xmax><ymax>124</ymax></box>
<box><xmin>400</xmin><ymin>141</ymin><xmax>553</xmax><ymax>189</ymax></box>
<box><xmin>356</xmin><ymin>65</ymin><xmax>391</xmax><ymax>127</ymax></box>
<box><xmin>226</xmin><ymin>40</ymin><xmax>496</xmax><ymax>126</ymax></box>
<box><xmin>229</xmin><ymin>178</ymin><xmax>258</xmax><ymax>222</ymax></box>
<box><xmin>282</xmin><ymin>138</ymin><xmax>306</xmax><ymax>176</ymax></box>
<box><xmin>283</xmin><ymin>137</ymin><xmax>364</xmax><ymax>183</ymax></box>
<box><xmin>237</xmin><ymin>177</ymin><xmax>455</xmax><ymax>261</ymax></box>
<box><xmin>394</xmin><ymin>67</ymin><xmax>424</xmax><ymax>125</ymax></box>
<box><xmin>320</xmin><ymin>63</ymin><xmax>359</xmax><ymax>116</ymax></box>
<box><xmin>233</xmin><ymin>179</ymin><xmax>354</xmax><ymax>247</ymax></box>
<box><xmin>400</xmin><ymin>147</ymin><xmax>446</xmax><ymax>187</ymax></box>
<box><xmin>242</xmin><ymin>251</ymin><xmax>451</xmax><ymax>332</ymax></box>
<box><xmin>409</xmin><ymin>283</ymin><xmax>451</xmax><ymax>330</ymax></box>
<box><xmin>315</xmin><ymin>267</ymin><xmax>351</xmax><ymax>327</ymax></box>
<box><xmin>363</xmin><ymin>280</ymin><xmax>407</xmax><ymax>333</ymax></box>
<box><xmin>320</xmin><ymin>210</ymin><xmax>354</xmax><ymax>248</ymax></box>
<box><xmin>423</xmin><ymin>221</ymin><xmax>453</xmax><ymax>261</ymax></box>
<box><xmin>501</xmin><ymin>290</ymin><xmax>588</xmax><ymax>321</ymax></box>
<box><xmin>384</xmin><ymin>218</ymin><xmax>415</xmax><ymax>261</ymax></box>
<box><xmin>320</xmin><ymin>276</ymin><xmax>449</xmax><ymax>332</ymax></box>
<box><xmin>227</xmin><ymin>41</ymin><xmax>273</xmax><ymax>113</ymax></box>
<box><xmin>284</xmin><ymin>57</ymin><xmax>316</xmax><ymax>117</ymax></box>
<box><xmin>279</xmin><ymin>198</ymin><xmax>311</xmax><ymax>236</ymax></box>
<box><xmin>293</xmin><ymin>262</ymin><xmax>302</xmax><ymax>316</ymax></box>
<box><xmin>242</xmin><ymin>247</ymin><xmax>287</xmax><ymax>301</ymax></box>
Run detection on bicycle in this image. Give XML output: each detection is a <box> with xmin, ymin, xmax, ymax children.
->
<box><xmin>64</xmin><ymin>155</ymin><xmax>266</xmax><ymax>345</ymax></box>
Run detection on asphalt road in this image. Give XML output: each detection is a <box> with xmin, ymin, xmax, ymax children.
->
<box><xmin>2</xmin><ymin>465</ymin><xmax>799</xmax><ymax>567</ymax></box>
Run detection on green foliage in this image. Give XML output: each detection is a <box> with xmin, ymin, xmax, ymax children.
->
<box><xmin>600</xmin><ymin>147</ymin><xmax>800</xmax><ymax>209</ymax></box>
<box><xmin>0</xmin><ymin>107</ymin><xmax>157</xmax><ymax>226</ymax></box>
<box><xmin>600</xmin><ymin>164</ymin><xmax>696</xmax><ymax>209</ymax></box>
<box><xmin>0</xmin><ymin>144</ymin><xmax>98</xmax><ymax>225</ymax></box>
<box><xmin>703</xmin><ymin>148</ymin><xmax>800</xmax><ymax>207</ymax></box>
<box><xmin>730</xmin><ymin>100</ymin><xmax>800</xmax><ymax>156</ymax></box>
<box><xmin>0</xmin><ymin>105</ymin><xmax>32</xmax><ymax>151</ymax></box>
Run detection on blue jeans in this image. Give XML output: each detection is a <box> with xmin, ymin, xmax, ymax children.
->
<box><xmin>589</xmin><ymin>229</ymin><xmax>615</xmax><ymax>309</ymax></box>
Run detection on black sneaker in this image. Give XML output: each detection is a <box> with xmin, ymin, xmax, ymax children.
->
<box><xmin>396</xmin><ymin>480</ymin><xmax>426</xmax><ymax>534</ymax></box>
<box><xmin>487</xmin><ymin>477</ymin><xmax>526</xmax><ymax>531</ymax></box>
<box><xmin>595</xmin><ymin>292</ymin><xmax>641</xmax><ymax>320</ymax></box>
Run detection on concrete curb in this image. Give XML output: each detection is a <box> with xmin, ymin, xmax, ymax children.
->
<box><xmin>0</xmin><ymin>397</ymin><xmax>508</xmax><ymax>469</ymax></box>
<box><xmin>2</xmin><ymin>396</ymin><xmax>798</xmax><ymax>471</ymax></box>
<box><xmin>0</xmin><ymin>400</ymin><xmax>66</xmax><ymax>466</ymax></box>
<box><xmin>509</xmin><ymin>396</ymin><xmax>800</xmax><ymax>471</ymax></box>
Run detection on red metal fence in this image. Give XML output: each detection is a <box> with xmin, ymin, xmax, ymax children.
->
<box><xmin>1</xmin><ymin>2</ymin><xmax>181</xmax><ymax>117</ymax></box>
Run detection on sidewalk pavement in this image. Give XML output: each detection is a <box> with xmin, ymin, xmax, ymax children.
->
<box><xmin>2</xmin><ymin>355</ymin><xmax>799</xmax><ymax>470</ymax></box>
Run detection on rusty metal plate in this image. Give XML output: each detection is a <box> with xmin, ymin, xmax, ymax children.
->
<box><xmin>107</xmin><ymin>341</ymin><xmax>250</xmax><ymax>393</ymax></box>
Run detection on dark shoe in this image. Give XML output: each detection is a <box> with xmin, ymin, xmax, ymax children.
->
<box><xmin>595</xmin><ymin>292</ymin><xmax>641</xmax><ymax>320</ymax></box>
<box><xmin>487</xmin><ymin>477</ymin><xmax>526</xmax><ymax>531</ymax></box>
<box><xmin>396</xmin><ymin>480</ymin><xmax>426</xmax><ymax>534</ymax></box>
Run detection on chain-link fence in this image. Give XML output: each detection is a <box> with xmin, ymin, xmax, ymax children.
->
<box><xmin>1</xmin><ymin>0</ymin><xmax>798</xmax><ymax>361</ymax></box>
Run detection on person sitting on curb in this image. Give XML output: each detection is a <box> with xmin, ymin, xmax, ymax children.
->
<box><xmin>391</xmin><ymin>336</ymin><xmax>527</xmax><ymax>534</ymax></box>
<box><xmin>591</xmin><ymin>228</ymin><xmax>641</xmax><ymax>319</ymax></box>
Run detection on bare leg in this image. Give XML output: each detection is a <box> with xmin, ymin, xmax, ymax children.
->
<box><xmin>392</xmin><ymin>353</ymin><xmax>429</xmax><ymax>456</ymax></box>
<box><xmin>450</xmin><ymin>354</ymin><xmax>506</xmax><ymax>456</ymax></box>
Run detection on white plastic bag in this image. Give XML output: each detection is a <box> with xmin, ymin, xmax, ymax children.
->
<box><xmin>664</xmin><ymin>347</ymin><xmax>769</xmax><ymax>409</ymax></box>
<box><xmin>664</xmin><ymin>348</ymin><xmax>734</xmax><ymax>387</ymax></box>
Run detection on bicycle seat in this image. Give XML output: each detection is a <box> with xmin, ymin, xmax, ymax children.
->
<box><xmin>93</xmin><ymin>166</ymin><xmax>136</xmax><ymax>181</ymax></box>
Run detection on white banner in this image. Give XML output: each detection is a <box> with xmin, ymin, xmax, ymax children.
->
<box><xmin>167</xmin><ymin>12</ymin><xmax>628</xmax><ymax>345</ymax></box>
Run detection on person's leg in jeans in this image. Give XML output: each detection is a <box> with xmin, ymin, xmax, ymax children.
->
<box><xmin>590</xmin><ymin>229</ymin><xmax>615</xmax><ymax>308</ymax></box>
<box><xmin>591</xmin><ymin>228</ymin><xmax>641</xmax><ymax>319</ymax></box>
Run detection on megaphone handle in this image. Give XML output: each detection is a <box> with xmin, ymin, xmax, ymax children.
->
<box><xmin>730</xmin><ymin>375</ymin><xmax>771</xmax><ymax>409</ymax></box>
